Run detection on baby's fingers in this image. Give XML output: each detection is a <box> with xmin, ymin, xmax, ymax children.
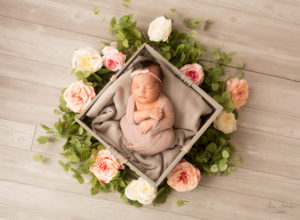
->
<box><xmin>139</xmin><ymin>126</ymin><xmax>145</xmax><ymax>134</ymax></box>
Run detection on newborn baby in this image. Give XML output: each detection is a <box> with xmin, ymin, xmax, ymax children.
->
<box><xmin>120</xmin><ymin>60</ymin><xmax>175</xmax><ymax>156</ymax></box>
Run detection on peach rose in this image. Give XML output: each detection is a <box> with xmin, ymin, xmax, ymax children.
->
<box><xmin>89</xmin><ymin>149</ymin><xmax>125</xmax><ymax>184</ymax></box>
<box><xmin>167</xmin><ymin>160</ymin><xmax>201</xmax><ymax>192</ymax></box>
<box><xmin>63</xmin><ymin>80</ymin><xmax>95</xmax><ymax>113</ymax></box>
<box><xmin>102</xmin><ymin>43</ymin><xmax>126</xmax><ymax>72</ymax></box>
<box><xmin>226</xmin><ymin>77</ymin><xmax>249</xmax><ymax>110</ymax></box>
<box><xmin>180</xmin><ymin>63</ymin><xmax>205</xmax><ymax>86</ymax></box>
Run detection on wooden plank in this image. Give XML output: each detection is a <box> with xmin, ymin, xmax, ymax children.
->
<box><xmin>1</xmin><ymin>146</ymin><xmax>299</xmax><ymax>219</ymax></box>
<box><xmin>1</xmin><ymin>15</ymin><xmax>300</xmax><ymax>118</ymax></box>
<box><xmin>0</xmin><ymin>179</ymin><xmax>199</xmax><ymax>220</ymax></box>
<box><xmin>0</xmin><ymin>118</ymin><xmax>35</xmax><ymax>150</ymax></box>
<box><xmin>232</xmin><ymin>127</ymin><xmax>300</xmax><ymax>179</ymax></box>
<box><xmin>1</xmin><ymin>145</ymin><xmax>300</xmax><ymax>208</ymax></box>
<box><xmin>32</xmin><ymin>126</ymin><xmax>67</xmax><ymax>155</ymax></box>
<box><xmin>0</xmin><ymin>16</ymin><xmax>101</xmax><ymax>68</ymax></box>
<box><xmin>0</xmin><ymin>76</ymin><xmax>61</xmax><ymax>126</ymax></box>
<box><xmin>0</xmin><ymin>207</ymin><xmax>54</xmax><ymax>220</ymax></box>
<box><xmin>237</xmin><ymin>107</ymin><xmax>300</xmax><ymax>140</ymax></box>
<box><xmin>0</xmin><ymin>0</ymin><xmax>300</xmax><ymax>81</ymax></box>
<box><xmin>0</xmin><ymin>53</ymin><xmax>74</xmax><ymax>89</ymax></box>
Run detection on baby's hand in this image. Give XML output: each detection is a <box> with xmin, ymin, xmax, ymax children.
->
<box><xmin>139</xmin><ymin>119</ymin><xmax>154</xmax><ymax>134</ymax></box>
<box><xmin>149</xmin><ymin>108</ymin><xmax>163</xmax><ymax>121</ymax></box>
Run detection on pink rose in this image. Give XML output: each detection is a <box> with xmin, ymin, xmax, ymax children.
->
<box><xmin>102</xmin><ymin>43</ymin><xmax>126</xmax><ymax>72</ymax></box>
<box><xmin>63</xmin><ymin>80</ymin><xmax>95</xmax><ymax>113</ymax></box>
<box><xmin>89</xmin><ymin>149</ymin><xmax>125</xmax><ymax>184</ymax></box>
<box><xmin>226</xmin><ymin>77</ymin><xmax>249</xmax><ymax>110</ymax></box>
<box><xmin>167</xmin><ymin>160</ymin><xmax>201</xmax><ymax>192</ymax></box>
<box><xmin>180</xmin><ymin>63</ymin><xmax>205</xmax><ymax>86</ymax></box>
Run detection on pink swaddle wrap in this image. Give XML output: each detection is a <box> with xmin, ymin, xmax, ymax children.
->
<box><xmin>120</xmin><ymin>92</ymin><xmax>176</xmax><ymax>156</ymax></box>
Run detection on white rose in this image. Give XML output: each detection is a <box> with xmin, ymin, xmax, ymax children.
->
<box><xmin>214</xmin><ymin>111</ymin><xmax>237</xmax><ymax>134</ymax></box>
<box><xmin>148</xmin><ymin>16</ymin><xmax>172</xmax><ymax>42</ymax></box>
<box><xmin>125</xmin><ymin>177</ymin><xmax>157</xmax><ymax>205</ymax></box>
<box><xmin>72</xmin><ymin>47</ymin><xmax>102</xmax><ymax>73</ymax></box>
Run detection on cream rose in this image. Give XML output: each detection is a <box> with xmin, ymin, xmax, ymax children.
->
<box><xmin>89</xmin><ymin>149</ymin><xmax>125</xmax><ymax>184</ymax></box>
<box><xmin>148</xmin><ymin>16</ymin><xmax>172</xmax><ymax>42</ymax></box>
<box><xmin>125</xmin><ymin>177</ymin><xmax>157</xmax><ymax>205</ymax></box>
<box><xmin>63</xmin><ymin>80</ymin><xmax>95</xmax><ymax>113</ymax></box>
<box><xmin>214</xmin><ymin>111</ymin><xmax>237</xmax><ymax>134</ymax></box>
<box><xmin>226</xmin><ymin>77</ymin><xmax>249</xmax><ymax>110</ymax></box>
<box><xmin>180</xmin><ymin>63</ymin><xmax>205</xmax><ymax>86</ymax></box>
<box><xmin>72</xmin><ymin>47</ymin><xmax>102</xmax><ymax>73</ymax></box>
<box><xmin>167</xmin><ymin>160</ymin><xmax>201</xmax><ymax>192</ymax></box>
<box><xmin>102</xmin><ymin>43</ymin><xmax>126</xmax><ymax>72</ymax></box>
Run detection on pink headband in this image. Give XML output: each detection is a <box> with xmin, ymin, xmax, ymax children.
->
<box><xmin>130</xmin><ymin>69</ymin><xmax>162</xmax><ymax>84</ymax></box>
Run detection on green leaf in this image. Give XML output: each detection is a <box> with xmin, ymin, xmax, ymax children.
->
<box><xmin>222</xmin><ymin>150</ymin><xmax>229</xmax><ymax>159</ymax></box>
<box><xmin>70</xmin><ymin>67</ymin><xmax>76</xmax><ymax>75</ymax></box>
<box><xmin>213</xmin><ymin>95</ymin><xmax>223</xmax><ymax>103</ymax></box>
<box><xmin>237</xmin><ymin>61</ymin><xmax>245</xmax><ymax>68</ymax></box>
<box><xmin>185</xmin><ymin>18</ymin><xmax>201</xmax><ymax>29</ymax></box>
<box><xmin>33</xmin><ymin>154</ymin><xmax>44</xmax><ymax>163</ymax></box>
<box><xmin>235</xmin><ymin>70</ymin><xmax>243</xmax><ymax>78</ymax></box>
<box><xmin>222</xmin><ymin>91</ymin><xmax>232</xmax><ymax>102</ymax></box>
<box><xmin>210</xmin><ymin>164</ymin><xmax>219</xmax><ymax>173</ymax></box>
<box><xmin>170</xmin><ymin>8</ymin><xmax>177</xmax><ymax>13</ymax></box>
<box><xmin>60</xmin><ymin>150</ymin><xmax>80</xmax><ymax>163</ymax></box>
<box><xmin>225</xmin><ymin>101</ymin><xmax>235</xmax><ymax>113</ymax></box>
<box><xmin>177</xmin><ymin>200</ymin><xmax>185</xmax><ymax>207</ymax></box>
<box><xmin>152</xmin><ymin>183</ymin><xmax>172</xmax><ymax>206</ymax></box>
<box><xmin>229</xmin><ymin>52</ymin><xmax>237</xmax><ymax>57</ymax></box>
<box><xmin>93</xmin><ymin>5</ymin><xmax>99</xmax><ymax>15</ymax></box>
<box><xmin>219</xmin><ymin>163</ymin><xmax>228</xmax><ymax>172</ymax></box>
<box><xmin>133</xmin><ymin>29</ymin><xmax>141</xmax><ymax>38</ymax></box>
<box><xmin>203</xmin><ymin>19</ymin><xmax>211</xmax><ymax>31</ymax></box>
<box><xmin>228</xmin><ymin>166</ymin><xmax>237</xmax><ymax>174</ymax></box>
<box><xmin>78</xmin><ymin>127</ymin><xmax>84</xmax><ymax>135</ymax></box>
<box><xmin>210</xmin><ymin>46</ymin><xmax>218</xmax><ymax>54</ymax></box>
<box><xmin>180</xmin><ymin>52</ymin><xmax>186</xmax><ymax>63</ymax></box>
<box><xmin>58</xmin><ymin>160</ymin><xmax>71</xmax><ymax>172</ymax></box>
<box><xmin>110</xmin><ymin>17</ymin><xmax>116</xmax><ymax>27</ymax></box>
<box><xmin>53</xmin><ymin>109</ymin><xmax>62</xmax><ymax>115</ymax></box>
<box><xmin>122</xmin><ymin>39</ymin><xmax>129</xmax><ymax>48</ymax></box>
<box><xmin>190</xmin><ymin>30</ymin><xmax>197</xmax><ymax>38</ymax></box>
<box><xmin>219</xmin><ymin>158</ymin><xmax>228</xmax><ymax>166</ymax></box>
<box><xmin>206</xmin><ymin>143</ymin><xmax>217</xmax><ymax>153</ymax></box>
<box><xmin>41</xmin><ymin>124</ymin><xmax>51</xmax><ymax>131</ymax></box>
<box><xmin>72</xmin><ymin>172</ymin><xmax>84</xmax><ymax>184</ymax></box>
<box><xmin>212</xmin><ymin>83</ymin><xmax>219</xmax><ymax>91</ymax></box>
<box><xmin>36</xmin><ymin>136</ymin><xmax>49</xmax><ymax>144</ymax></box>
<box><xmin>233</xmin><ymin>156</ymin><xmax>243</xmax><ymax>165</ymax></box>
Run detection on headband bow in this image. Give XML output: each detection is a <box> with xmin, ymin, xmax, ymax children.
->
<box><xmin>130</xmin><ymin>69</ymin><xmax>162</xmax><ymax>84</ymax></box>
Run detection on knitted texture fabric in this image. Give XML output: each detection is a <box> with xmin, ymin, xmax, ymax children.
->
<box><xmin>120</xmin><ymin>92</ymin><xmax>176</xmax><ymax>155</ymax></box>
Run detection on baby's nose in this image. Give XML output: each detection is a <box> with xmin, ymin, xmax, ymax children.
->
<box><xmin>139</xmin><ymin>87</ymin><xmax>146</xmax><ymax>93</ymax></box>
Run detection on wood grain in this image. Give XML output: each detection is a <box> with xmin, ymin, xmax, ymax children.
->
<box><xmin>0</xmin><ymin>0</ymin><xmax>299</xmax><ymax>219</ymax></box>
<box><xmin>1</xmin><ymin>0</ymin><xmax>300</xmax><ymax>81</ymax></box>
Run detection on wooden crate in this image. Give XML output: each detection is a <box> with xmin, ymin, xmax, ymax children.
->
<box><xmin>76</xmin><ymin>43</ymin><xmax>223</xmax><ymax>187</ymax></box>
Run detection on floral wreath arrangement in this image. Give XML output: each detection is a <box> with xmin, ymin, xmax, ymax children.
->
<box><xmin>35</xmin><ymin>5</ymin><xmax>249</xmax><ymax>207</ymax></box>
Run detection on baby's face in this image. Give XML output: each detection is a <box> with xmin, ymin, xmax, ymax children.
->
<box><xmin>131</xmin><ymin>66</ymin><xmax>162</xmax><ymax>104</ymax></box>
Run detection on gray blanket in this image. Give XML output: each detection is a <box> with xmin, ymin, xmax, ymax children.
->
<box><xmin>86</xmin><ymin>56</ymin><xmax>212</xmax><ymax>181</ymax></box>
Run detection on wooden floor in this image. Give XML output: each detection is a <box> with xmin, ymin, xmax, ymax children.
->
<box><xmin>0</xmin><ymin>0</ymin><xmax>300</xmax><ymax>219</ymax></box>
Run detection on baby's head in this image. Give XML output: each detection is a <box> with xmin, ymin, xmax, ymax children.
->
<box><xmin>130</xmin><ymin>59</ymin><xmax>164</xmax><ymax>104</ymax></box>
